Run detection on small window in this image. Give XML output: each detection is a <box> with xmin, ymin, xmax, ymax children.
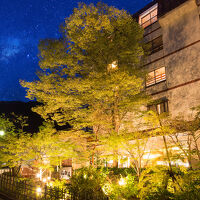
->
<box><xmin>147</xmin><ymin>99</ymin><xmax>168</xmax><ymax>114</ymax></box>
<box><xmin>148</xmin><ymin>36</ymin><xmax>163</xmax><ymax>54</ymax></box>
<box><xmin>139</xmin><ymin>4</ymin><xmax>158</xmax><ymax>28</ymax></box>
<box><xmin>146</xmin><ymin>67</ymin><xmax>166</xmax><ymax>87</ymax></box>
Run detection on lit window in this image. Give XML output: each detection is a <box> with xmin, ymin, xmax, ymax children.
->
<box><xmin>147</xmin><ymin>98</ymin><xmax>168</xmax><ymax>114</ymax></box>
<box><xmin>139</xmin><ymin>4</ymin><xmax>158</xmax><ymax>28</ymax></box>
<box><xmin>146</xmin><ymin>67</ymin><xmax>166</xmax><ymax>87</ymax></box>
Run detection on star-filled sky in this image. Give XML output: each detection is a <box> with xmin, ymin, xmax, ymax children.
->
<box><xmin>0</xmin><ymin>0</ymin><xmax>152</xmax><ymax>102</ymax></box>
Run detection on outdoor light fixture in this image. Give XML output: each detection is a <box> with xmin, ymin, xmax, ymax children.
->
<box><xmin>0</xmin><ymin>130</ymin><xmax>5</xmax><ymax>136</ymax></box>
<box><xmin>36</xmin><ymin>187</ymin><xmax>42</xmax><ymax>194</ymax></box>
<box><xmin>111</xmin><ymin>61</ymin><xmax>117</xmax><ymax>69</ymax></box>
<box><xmin>36</xmin><ymin>173</ymin><xmax>42</xmax><ymax>179</ymax></box>
<box><xmin>36</xmin><ymin>169</ymin><xmax>43</xmax><ymax>180</ymax></box>
<box><xmin>108</xmin><ymin>61</ymin><xmax>118</xmax><ymax>71</ymax></box>
<box><xmin>118</xmin><ymin>177</ymin><xmax>126</xmax><ymax>186</ymax></box>
<box><xmin>42</xmin><ymin>178</ymin><xmax>47</xmax><ymax>183</ymax></box>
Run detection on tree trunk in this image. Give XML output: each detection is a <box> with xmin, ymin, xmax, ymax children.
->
<box><xmin>192</xmin><ymin>132</ymin><xmax>200</xmax><ymax>161</ymax></box>
<box><xmin>159</xmin><ymin>119</ymin><xmax>183</xmax><ymax>192</ymax></box>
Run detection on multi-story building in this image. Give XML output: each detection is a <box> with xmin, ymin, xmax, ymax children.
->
<box><xmin>124</xmin><ymin>0</ymin><xmax>200</xmax><ymax>168</ymax></box>
<box><xmin>1</xmin><ymin>0</ymin><xmax>200</xmax><ymax>175</ymax></box>
<box><xmin>134</xmin><ymin>0</ymin><xmax>200</xmax><ymax>119</ymax></box>
<box><xmin>72</xmin><ymin>0</ymin><xmax>200</xmax><ymax>169</ymax></box>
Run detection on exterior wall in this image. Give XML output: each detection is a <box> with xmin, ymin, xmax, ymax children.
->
<box><xmin>120</xmin><ymin>0</ymin><xmax>200</xmax><ymax>169</ymax></box>
<box><xmin>70</xmin><ymin>0</ymin><xmax>200</xmax><ymax>170</ymax></box>
<box><xmin>145</xmin><ymin>0</ymin><xmax>200</xmax><ymax>119</ymax></box>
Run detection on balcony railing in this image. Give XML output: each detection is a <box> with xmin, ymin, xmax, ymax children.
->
<box><xmin>151</xmin><ymin>44</ymin><xmax>163</xmax><ymax>54</ymax></box>
<box><xmin>146</xmin><ymin>73</ymin><xmax>166</xmax><ymax>87</ymax></box>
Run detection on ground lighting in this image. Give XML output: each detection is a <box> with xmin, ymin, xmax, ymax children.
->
<box><xmin>0</xmin><ymin>130</ymin><xmax>5</xmax><ymax>136</ymax></box>
<box><xmin>118</xmin><ymin>177</ymin><xmax>126</xmax><ymax>186</ymax></box>
<box><xmin>36</xmin><ymin>187</ymin><xmax>42</xmax><ymax>194</ymax></box>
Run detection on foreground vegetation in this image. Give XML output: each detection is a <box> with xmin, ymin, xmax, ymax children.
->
<box><xmin>68</xmin><ymin>166</ymin><xmax>200</xmax><ymax>200</ymax></box>
<box><xmin>0</xmin><ymin>2</ymin><xmax>199</xmax><ymax>200</ymax></box>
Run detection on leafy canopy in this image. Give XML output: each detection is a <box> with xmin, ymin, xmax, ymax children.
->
<box><xmin>21</xmin><ymin>3</ymin><xmax>147</xmax><ymax>163</ymax></box>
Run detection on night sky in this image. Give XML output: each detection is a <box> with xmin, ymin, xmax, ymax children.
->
<box><xmin>0</xmin><ymin>0</ymin><xmax>152</xmax><ymax>102</ymax></box>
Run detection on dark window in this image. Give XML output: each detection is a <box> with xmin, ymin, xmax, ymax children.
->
<box><xmin>147</xmin><ymin>99</ymin><xmax>168</xmax><ymax>114</ymax></box>
<box><xmin>148</xmin><ymin>36</ymin><xmax>163</xmax><ymax>54</ymax></box>
<box><xmin>146</xmin><ymin>67</ymin><xmax>166</xmax><ymax>87</ymax></box>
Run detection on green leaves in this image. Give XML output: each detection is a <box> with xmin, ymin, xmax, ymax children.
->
<box><xmin>21</xmin><ymin>2</ymin><xmax>148</xmax><ymax>165</ymax></box>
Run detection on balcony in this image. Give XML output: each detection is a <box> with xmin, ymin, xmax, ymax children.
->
<box><xmin>146</xmin><ymin>67</ymin><xmax>166</xmax><ymax>87</ymax></box>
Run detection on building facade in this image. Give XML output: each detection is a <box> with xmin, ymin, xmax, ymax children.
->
<box><xmin>120</xmin><ymin>0</ymin><xmax>200</xmax><ymax>168</ymax></box>
<box><xmin>72</xmin><ymin>0</ymin><xmax>200</xmax><ymax>170</ymax></box>
<box><xmin>134</xmin><ymin>0</ymin><xmax>200</xmax><ymax>119</ymax></box>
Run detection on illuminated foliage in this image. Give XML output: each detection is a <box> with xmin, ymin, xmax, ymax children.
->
<box><xmin>21</xmin><ymin>3</ymin><xmax>147</xmax><ymax>165</ymax></box>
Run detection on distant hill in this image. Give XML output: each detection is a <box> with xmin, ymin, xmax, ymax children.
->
<box><xmin>0</xmin><ymin>101</ymin><xmax>43</xmax><ymax>133</ymax></box>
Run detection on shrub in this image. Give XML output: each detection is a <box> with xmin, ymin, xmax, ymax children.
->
<box><xmin>138</xmin><ymin>166</ymin><xmax>174</xmax><ymax>200</ymax></box>
<box><xmin>68</xmin><ymin>167</ymin><xmax>108</xmax><ymax>200</ymax></box>
<box><xmin>174</xmin><ymin>169</ymin><xmax>200</xmax><ymax>200</ymax></box>
<box><xmin>103</xmin><ymin>173</ymin><xmax>138</xmax><ymax>200</ymax></box>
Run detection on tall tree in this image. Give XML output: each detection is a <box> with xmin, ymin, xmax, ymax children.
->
<box><xmin>169</xmin><ymin>107</ymin><xmax>200</xmax><ymax>168</ymax></box>
<box><xmin>145</xmin><ymin>111</ymin><xmax>184</xmax><ymax>191</ymax></box>
<box><xmin>0</xmin><ymin>115</ymin><xmax>32</xmax><ymax>175</ymax></box>
<box><xmin>0</xmin><ymin>116</ymin><xmax>80</xmax><ymax>177</ymax></box>
<box><xmin>21</xmin><ymin>3</ymin><xmax>147</xmax><ymax>166</ymax></box>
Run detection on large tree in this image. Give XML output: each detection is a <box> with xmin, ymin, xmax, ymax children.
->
<box><xmin>22</xmin><ymin>3</ymin><xmax>147</xmax><ymax>166</ymax></box>
<box><xmin>0</xmin><ymin>115</ymin><xmax>78</xmax><ymax>176</ymax></box>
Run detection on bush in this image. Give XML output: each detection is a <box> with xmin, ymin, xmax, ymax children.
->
<box><xmin>68</xmin><ymin>167</ymin><xmax>108</xmax><ymax>200</ymax></box>
<box><xmin>68</xmin><ymin>166</ymin><xmax>200</xmax><ymax>200</ymax></box>
<box><xmin>103</xmin><ymin>173</ymin><xmax>138</xmax><ymax>200</ymax></box>
<box><xmin>174</xmin><ymin>169</ymin><xmax>200</xmax><ymax>200</ymax></box>
<box><xmin>103</xmin><ymin>167</ymin><xmax>136</xmax><ymax>176</ymax></box>
<box><xmin>138</xmin><ymin>166</ymin><xmax>174</xmax><ymax>200</ymax></box>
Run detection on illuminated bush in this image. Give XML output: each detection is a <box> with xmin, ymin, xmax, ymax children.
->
<box><xmin>68</xmin><ymin>167</ymin><xmax>108</xmax><ymax>200</ymax></box>
<box><xmin>103</xmin><ymin>173</ymin><xmax>138</xmax><ymax>200</ymax></box>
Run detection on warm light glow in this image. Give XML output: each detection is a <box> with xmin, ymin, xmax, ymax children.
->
<box><xmin>83</xmin><ymin>174</ymin><xmax>87</xmax><ymax>179</ymax></box>
<box><xmin>139</xmin><ymin>3</ymin><xmax>158</xmax><ymax>28</ymax></box>
<box><xmin>49</xmin><ymin>182</ymin><xmax>53</xmax><ymax>187</ymax></box>
<box><xmin>107</xmin><ymin>160</ymin><xmax>113</xmax><ymax>164</ymax></box>
<box><xmin>42</xmin><ymin>178</ymin><xmax>47</xmax><ymax>183</ymax></box>
<box><xmin>102</xmin><ymin>184</ymin><xmax>111</xmax><ymax>195</ymax></box>
<box><xmin>0</xmin><ymin>130</ymin><xmax>5</xmax><ymax>136</ymax></box>
<box><xmin>102</xmin><ymin>187</ymin><xmax>107</xmax><ymax>195</ymax></box>
<box><xmin>111</xmin><ymin>61</ymin><xmax>117</xmax><ymax>69</ymax></box>
<box><xmin>36</xmin><ymin>173</ymin><xmax>41</xmax><ymax>179</ymax></box>
<box><xmin>118</xmin><ymin>177</ymin><xmax>126</xmax><ymax>186</ymax></box>
<box><xmin>36</xmin><ymin>187</ymin><xmax>42</xmax><ymax>194</ymax></box>
<box><xmin>157</xmin><ymin>161</ymin><xmax>168</xmax><ymax>166</ymax></box>
<box><xmin>47</xmin><ymin>177</ymin><xmax>51</xmax><ymax>180</ymax></box>
<box><xmin>143</xmin><ymin>153</ymin><xmax>161</xmax><ymax>159</ymax></box>
<box><xmin>108</xmin><ymin>61</ymin><xmax>118</xmax><ymax>70</ymax></box>
<box><xmin>127</xmin><ymin>157</ymin><xmax>130</xmax><ymax>168</ymax></box>
<box><xmin>157</xmin><ymin>160</ymin><xmax>189</xmax><ymax>167</ymax></box>
<box><xmin>171</xmin><ymin>147</ymin><xmax>180</xmax><ymax>151</ymax></box>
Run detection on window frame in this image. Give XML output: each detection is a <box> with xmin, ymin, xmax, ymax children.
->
<box><xmin>139</xmin><ymin>3</ymin><xmax>158</xmax><ymax>28</ymax></box>
<box><xmin>148</xmin><ymin>36</ymin><xmax>163</xmax><ymax>55</ymax></box>
<box><xmin>146</xmin><ymin>67</ymin><xmax>166</xmax><ymax>87</ymax></box>
<box><xmin>147</xmin><ymin>98</ymin><xmax>169</xmax><ymax>115</ymax></box>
